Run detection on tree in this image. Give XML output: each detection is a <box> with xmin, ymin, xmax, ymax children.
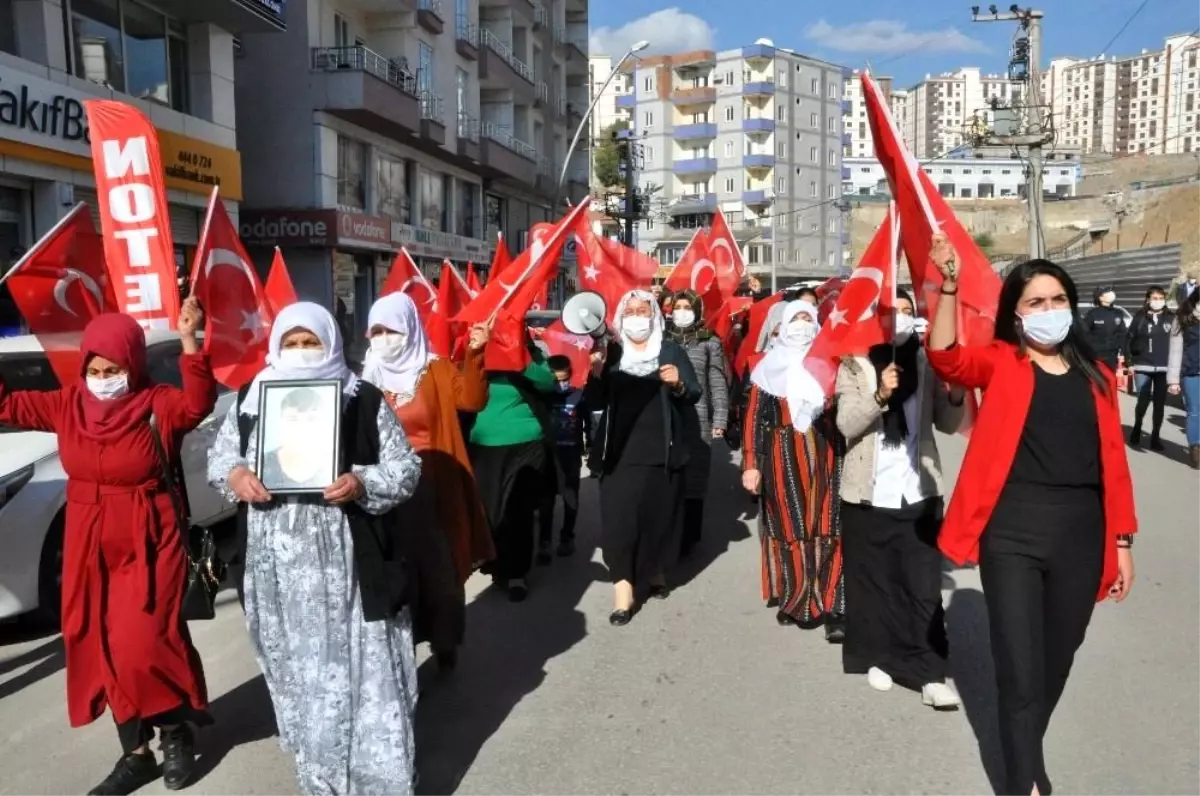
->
<box><xmin>972</xmin><ymin>232</ymin><xmax>995</xmax><ymax>252</ymax></box>
<box><xmin>592</xmin><ymin>121</ymin><xmax>629</xmax><ymax>188</ymax></box>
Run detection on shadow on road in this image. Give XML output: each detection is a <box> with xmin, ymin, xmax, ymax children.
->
<box><xmin>193</xmin><ymin>674</ymin><xmax>277</xmax><ymax>783</ymax></box>
<box><xmin>946</xmin><ymin>587</ymin><xmax>1004</xmax><ymax>795</ymax></box>
<box><xmin>1122</xmin><ymin>423</ymin><xmax>1193</xmax><ymax>466</ymax></box>
<box><xmin>671</xmin><ymin>447</ymin><xmax>754</xmax><ymax>591</ymax></box>
<box><xmin>0</xmin><ymin>635</ymin><xmax>65</xmax><ymax>701</ymax></box>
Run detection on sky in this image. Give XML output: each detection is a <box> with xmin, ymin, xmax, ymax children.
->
<box><xmin>589</xmin><ymin>0</ymin><xmax>1200</xmax><ymax>86</ymax></box>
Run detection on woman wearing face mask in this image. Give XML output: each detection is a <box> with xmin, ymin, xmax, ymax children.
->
<box><xmin>665</xmin><ymin>289</ymin><xmax>730</xmax><ymax>558</ymax></box>
<box><xmin>926</xmin><ymin>236</ymin><xmax>1136</xmax><ymax>796</ymax></box>
<box><xmin>587</xmin><ymin>290</ymin><xmax>701</xmax><ymax>624</ymax></box>
<box><xmin>0</xmin><ymin>299</ymin><xmax>214</xmax><ymax>795</ymax></box>
<box><xmin>1167</xmin><ymin>286</ymin><xmax>1200</xmax><ymax>468</ymax></box>
<box><xmin>1124</xmin><ymin>285</ymin><xmax>1173</xmax><ymax>450</ymax></box>
<box><xmin>836</xmin><ymin>290</ymin><xmax>965</xmax><ymax>703</ymax></box>
<box><xmin>360</xmin><ymin>292</ymin><xmax>494</xmax><ymax>673</ymax></box>
<box><xmin>742</xmin><ymin>300</ymin><xmax>846</xmax><ymax>641</ymax></box>
<box><xmin>207</xmin><ymin>302</ymin><xmax>424</xmax><ymax>795</ymax></box>
<box><xmin>1082</xmin><ymin>285</ymin><xmax>1127</xmax><ymax>373</ymax></box>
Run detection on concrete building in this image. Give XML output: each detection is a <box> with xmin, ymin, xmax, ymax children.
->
<box><xmin>1115</xmin><ymin>33</ymin><xmax>1200</xmax><ymax>155</ymax></box>
<box><xmin>620</xmin><ymin>40</ymin><xmax>847</xmax><ymax>279</ymax></box>
<box><xmin>905</xmin><ymin>68</ymin><xmax>1025</xmax><ymax>159</ymax></box>
<box><xmin>1041</xmin><ymin>55</ymin><xmax>1121</xmax><ymax>154</ymax></box>
<box><xmin>843</xmin><ymin>154</ymin><xmax>1079</xmax><ymax>199</ymax></box>
<box><xmin>0</xmin><ymin>0</ymin><xmax>279</xmax><ymax>335</ymax></box>
<box><xmin>235</xmin><ymin>0</ymin><xmax>588</xmax><ymax>338</ymax></box>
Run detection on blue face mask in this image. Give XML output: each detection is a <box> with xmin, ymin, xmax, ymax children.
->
<box><xmin>1019</xmin><ymin>308</ymin><xmax>1073</xmax><ymax>347</ymax></box>
<box><xmin>556</xmin><ymin>381</ymin><xmax>573</xmax><ymax>393</ymax></box>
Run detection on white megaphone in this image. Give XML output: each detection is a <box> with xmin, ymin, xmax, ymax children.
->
<box><xmin>561</xmin><ymin>291</ymin><xmax>609</xmax><ymax>338</ymax></box>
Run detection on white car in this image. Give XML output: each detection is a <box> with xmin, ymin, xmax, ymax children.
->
<box><xmin>0</xmin><ymin>331</ymin><xmax>237</xmax><ymax>623</ymax></box>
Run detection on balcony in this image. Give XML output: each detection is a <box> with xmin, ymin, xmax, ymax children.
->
<box><xmin>743</xmin><ymin>118</ymin><xmax>774</xmax><ymax>135</ymax></box>
<box><xmin>741</xmin><ymin>43</ymin><xmax>774</xmax><ymax>62</ymax></box>
<box><xmin>417</xmin><ymin>0</ymin><xmax>444</xmax><ymax>34</ymax></box>
<box><xmin>479</xmin><ymin>29</ymin><xmax>535</xmax><ymax>103</ymax></box>
<box><xmin>420</xmin><ymin>91</ymin><xmax>446</xmax><ymax>144</ymax></box>
<box><xmin>671</xmin><ymin>50</ymin><xmax>717</xmax><ymax>69</ymax></box>
<box><xmin>536</xmin><ymin>155</ymin><xmax>554</xmax><ymax>192</ymax></box>
<box><xmin>674</xmin><ymin>122</ymin><xmax>718</xmax><ymax>141</ymax></box>
<box><xmin>532</xmin><ymin>1</ymin><xmax>548</xmax><ymax>28</ymax></box>
<box><xmin>743</xmin><ymin>81</ymin><xmax>775</xmax><ymax>97</ymax></box>
<box><xmin>743</xmin><ymin>189</ymin><xmax>772</xmax><ymax>206</ymax></box>
<box><xmin>535</xmin><ymin>80</ymin><xmax>548</xmax><ymax>107</ymax></box>
<box><xmin>552</xmin><ymin>25</ymin><xmax>568</xmax><ymax>54</ymax></box>
<box><xmin>670</xmin><ymin>86</ymin><xmax>716</xmax><ymax>106</ymax></box>
<box><xmin>667</xmin><ymin>193</ymin><xmax>718</xmax><ymax>215</ymax></box>
<box><xmin>842</xmin><ymin>132</ymin><xmax>852</xmax><ymax>146</ymax></box>
<box><xmin>615</xmin><ymin>93</ymin><xmax>636</xmax><ymax>109</ymax></box>
<box><xmin>456</xmin><ymin>112</ymin><xmax>480</xmax><ymax>161</ymax></box>
<box><xmin>136</xmin><ymin>0</ymin><xmax>286</xmax><ymax>33</ymax></box>
<box><xmin>567</xmin><ymin>101</ymin><xmax>584</xmax><ymax>126</ymax></box>
<box><xmin>551</xmin><ymin>92</ymin><xmax>567</xmax><ymax>119</ymax></box>
<box><xmin>480</xmin><ymin>121</ymin><xmax>537</xmax><ymax>184</ymax></box>
<box><xmin>841</xmin><ymin>99</ymin><xmax>852</xmax><ymax>114</ymax></box>
<box><xmin>672</xmin><ymin>158</ymin><xmax>718</xmax><ymax>175</ymax></box>
<box><xmin>455</xmin><ymin>17</ymin><xmax>478</xmax><ymax>59</ymax></box>
<box><xmin>310</xmin><ymin>46</ymin><xmax>420</xmax><ymax>140</ymax></box>
<box><xmin>743</xmin><ymin>153</ymin><xmax>774</xmax><ymax>171</ymax></box>
<box><xmin>841</xmin><ymin>166</ymin><xmax>851</xmax><ymax>179</ymax></box>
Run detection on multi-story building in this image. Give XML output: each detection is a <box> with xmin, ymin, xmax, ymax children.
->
<box><xmin>587</xmin><ymin>52</ymin><xmax>634</xmax><ymax>190</ymax></box>
<box><xmin>235</xmin><ymin>0</ymin><xmax>588</xmax><ymax>338</ymax></box>
<box><xmin>619</xmin><ymin>40</ymin><xmax>846</xmax><ymax>279</ymax></box>
<box><xmin>905</xmin><ymin>68</ymin><xmax>1025</xmax><ymax>159</ymax></box>
<box><xmin>1041</xmin><ymin>55</ymin><xmax>1120</xmax><ymax>153</ymax></box>
<box><xmin>0</xmin><ymin>0</ymin><xmax>279</xmax><ymax>334</ymax></box>
<box><xmin>843</xmin><ymin>154</ymin><xmax>1079</xmax><ymax>199</ymax></box>
<box><xmin>1115</xmin><ymin>33</ymin><xmax>1200</xmax><ymax>155</ymax></box>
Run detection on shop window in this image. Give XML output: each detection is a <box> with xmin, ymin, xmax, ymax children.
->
<box><xmin>457</xmin><ymin>180</ymin><xmax>480</xmax><ymax>238</ymax></box>
<box><xmin>70</xmin><ymin>0</ymin><xmax>125</xmax><ymax>93</ymax></box>
<box><xmin>374</xmin><ymin>154</ymin><xmax>410</xmax><ymax>222</ymax></box>
<box><xmin>485</xmin><ymin>193</ymin><xmax>504</xmax><ymax>238</ymax></box>
<box><xmin>337</xmin><ymin>136</ymin><xmax>368</xmax><ymax>210</ymax></box>
<box><xmin>420</xmin><ymin>170</ymin><xmax>446</xmax><ymax>231</ymax></box>
<box><xmin>122</xmin><ymin>0</ymin><xmax>167</xmax><ymax>104</ymax></box>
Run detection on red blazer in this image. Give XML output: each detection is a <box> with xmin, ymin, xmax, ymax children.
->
<box><xmin>926</xmin><ymin>342</ymin><xmax>1137</xmax><ymax>601</ymax></box>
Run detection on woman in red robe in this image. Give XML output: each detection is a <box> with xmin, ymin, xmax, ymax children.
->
<box><xmin>0</xmin><ymin>299</ymin><xmax>215</xmax><ymax>796</ymax></box>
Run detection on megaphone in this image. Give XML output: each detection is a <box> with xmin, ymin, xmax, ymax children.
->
<box><xmin>561</xmin><ymin>291</ymin><xmax>609</xmax><ymax>338</ymax></box>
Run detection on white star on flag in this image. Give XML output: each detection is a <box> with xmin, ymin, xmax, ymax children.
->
<box><xmin>240</xmin><ymin>309</ymin><xmax>270</xmax><ymax>344</ymax></box>
<box><xmin>583</xmin><ymin>263</ymin><xmax>600</xmax><ymax>282</ymax></box>
<box><xmin>571</xmin><ymin>337</ymin><xmax>591</xmax><ymax>351</ymax></box>
<box><xmin>827</xmin><ymin>306</ymin><xmax>848</xmax><ymax>327</ymax></box>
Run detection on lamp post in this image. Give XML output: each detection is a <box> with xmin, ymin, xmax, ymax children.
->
<box><xmin>555</xmin><ymin>39</ymin><xmax>650</xmax><ymax>210</ymax></box>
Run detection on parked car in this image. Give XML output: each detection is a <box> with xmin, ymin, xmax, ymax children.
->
<box><xmin>0</xmin><ymin>331</ymin><xmax>237</xmax><ymax>623</ymax></box>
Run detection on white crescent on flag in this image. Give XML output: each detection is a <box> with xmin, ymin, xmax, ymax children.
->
<box><xmin>52</xmin><ymin>268</ymin><xmax>105</xmax><ymax>317</ymax></box>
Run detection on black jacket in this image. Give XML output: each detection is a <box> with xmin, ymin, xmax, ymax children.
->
<box><xmin>585</xmin><ymin>339</ymin><xmax>702</xmax><ymax>473</ymax></box>
<box><xmin>1124</xmin><ymin>309</ymin><xmax>1172</xmax><ymax>371</ymax></box>
<box><xmin>1082</xmin><ymin>305</ymin><xmax>1128</xmax><ymax>366</ymax></box>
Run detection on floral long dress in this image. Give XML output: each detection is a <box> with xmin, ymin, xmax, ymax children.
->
<box><xmin>207</xmin><ymin>400</ymin><xmax>423</xmax><ymax>795</ymax></box>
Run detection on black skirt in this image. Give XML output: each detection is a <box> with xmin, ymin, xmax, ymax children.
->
<box><xmin>470</xmin><ymin>441</ymin><xmax>548</xmax><ymax>531</ymax></box>
<box><xmin>600</xmin><ymin>464</ymin><xmax>683</xmax><ymax>594</ymax></box>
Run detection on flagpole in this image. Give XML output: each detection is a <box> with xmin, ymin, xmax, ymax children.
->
<box><xmin>0</xmin><ymin>203</ymin><xmax>94</xmax><ymax>291</ymax></box>
<box><xmin>188</xmin><ymin>185</ymin><xmax>220</xmax><ymax>294</ymax></box>
<box><xmin>888</xmin><ymin>200</ymin><xmax>900</xmax><ymax>362</ymax></box>
<box><xmin>487</xmin><ymin>198</ymin><xmax>589</xmax><ymax>323</ymax></box>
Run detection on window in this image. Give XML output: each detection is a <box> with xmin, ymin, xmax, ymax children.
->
<box><xmin>337</xmin><ymin>136</ymin><xmax>368</xmax><ymax>210</ymax></box>
<box><xmin>644</xmin><ymin>111</ymin><xmax>654</xmax><ymax>126</ymax></box>
<box><xmin>725</xmin><ymin>177</ymin><xmax>734</xmax><ymax>192</ymax></box>
<box><xmin>724</xmin><ymin>140</ymin><xmax>733</xmax><ymax>158</ymax></box>
<box><xmin>827</xmin><ymin>117</ymin><xmax>835</xmax><ymax>132</ymax></box>
<box><xmin>420</xmin><ymin>169</ymin><xmax>448</xmax><ymax>231</ymax></box>
<box><xmin>777</xmin><ymin>70</ymin><xmax>787</xmax><ymax>87</ymax></box>
<box><xmin>828</xmin><ymin>83</ymin><xmax>837</xmax><ymax>99</ymax></box>
<box><xmin>725</xmin><ymin>70</ymin><xmax>734</xmax><ymax>85</ymax></box>
<box><xmin>777</xmin><ymin>142</ymin><xmax>786</xmax><ymax>157</ymax></box>
<box><xmin>374</xmin><ymin>153</ymin><xmax>410</xmax><ymax>222</ymax></box>
<box><xmin>418</xmin><ymin>41</ymin><xmax>434</xmax><ymax>91</ymax></box>
<box><xmin>811</xmin><ymin>77</ymin><xmax>819</xmax><ymax>93</ymax></box>
<box><xmin>809</xmin><ymin>181</ymin><xmax>817</xmax><ymax>197</ymax></box>
<box><xmin>644</xmin><ymin>76</ymin><xmax>654</xmax><ymax>91</ymax></box>
<box><xmin>645</xmin><ymin>146</ymin><xmax>654</xmax><ymax>164</ymax></box>
<box><xmin>777</xmin><ymin>177</ymin><xmax>786</xmax><ymax>192</ymax></box>
<box><xmin>725</xmin><ymin>105</ymin><xmax>734</xmax><ymax>121</ymax></box>
<box><xmin>810</xmin><ymin>220</ymin><xmax>819</xmax><ymax>232</ymax></box>
<box><xmin>810</xmin><ymin>112</ymin><xmax>818</xmax><ymax>127</ymax></box>
<box><xmin>828</xmin><ymin>218</ymin><xmax>837</xmax><ymax>233</ymax></box>
<box><xmin>828</xmin><ymin>148</ymin><xmax>835</xmax><ymax>163</ymax></box>
<box><xmin>457</xmin><ymin>180</ymin><xmax>480</xmax><ymax>238</ymax></box>
<box><xmin>826</xmin><ymin>184</ymin><xmax>834</xmax><ymax>198</ymax></box>
<box><xmin>777</xmin><ymin>105</ymin><xmax>785</xmax><ymax>121</ymax></box>
<box><xmin>810</xmin><ymin>146</ymin><xmax>817</xmax><ymax>162</ymax></box>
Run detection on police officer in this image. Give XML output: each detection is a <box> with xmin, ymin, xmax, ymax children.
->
<box><xmin>1082</xmin><ymin>285</ymin><xmax>1128</xmax><ymax>372</ymax></box>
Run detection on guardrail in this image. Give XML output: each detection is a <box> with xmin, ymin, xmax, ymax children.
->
<box><xmin>1003</xmin><ymin>243</ymin><xmax>1183</xmax><ymax>310</ymax></box>
<box><xmin>420</xmin><ymin>92</ymin><xmax>444</xmax><ymax>124</ymax></box>
<box><xmin>481</xmin><ymin>29</ymin><xmax>533</xmax><ymax>83</ymax></box>
<box><xmin>457</xmin><ymin>112</ymin><xmax>480</xmax><ymax>141</ymax></box>
<box><xmin>455</xmin><ymin>16</ymin><xmax>478</xmax><ymax>45</ymax></box>
<box><xmin>310</xmin><ymin>46</ymin><xmax>417</xmax><ymax>95</ymax></box>
<box><xmin>481</xmin><ymin>121</ymin><xmax>537</xmax><ymax>160</ymax></box>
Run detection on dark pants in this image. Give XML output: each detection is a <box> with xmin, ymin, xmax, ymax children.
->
<box><xmin>979</xmin><ymin>491</ymin><xmax>1104</xmax><ymax>796</ymax></box>
<box><xmin>600</xmin><ymin>464</ymin><xmax>683</xmax><ymax>597</ymax></box>
<box><xmin>842</xmin><ymin>497</ymin><xmax>948</xmax><ymax>689</ymax></box>
<box><xmin>1133</xmin><ymin>371</ymin><xmax>1168</xmax><ymax>439</ymax></box>
<box><xmin>114</xmin><ymin>706</ymin><xmax>192</xmax><ymax>754</ymax></box>
<box><xmin>539</xmin><ymin>446</ymin><xmax>582</xmax><ymax>547</ymax></box>
<box><xmin>494</xmin><ymin>466</ymin><xmax>542</xmax><ymax>582</ymax></box>
<box><xmin>678</xmin><ymin>498</ymin><xmax>705</xmax><ymax>556</ymax></box>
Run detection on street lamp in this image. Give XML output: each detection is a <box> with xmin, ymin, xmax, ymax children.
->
<box><xmin>555</xmin><ymin>39</ymin><xmax>650</xmax><ymax>209</ymax></box>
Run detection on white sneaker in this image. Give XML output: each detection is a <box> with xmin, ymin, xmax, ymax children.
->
<box><xmin>867</xmin><ymin>667</ymin><xmax>893</xmax><ymax>692</ymax></box>
<box><xmin>921</xmin><ymin>682</ymin><xmax>962</xmax><ymax>710</ymax></box>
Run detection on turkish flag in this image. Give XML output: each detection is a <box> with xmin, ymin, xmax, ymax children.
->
<box><xmin>265</xmin><ymin>246</ymin><xmax>298</xmax><ymax>316</ymax></box>
<box><xmin>444</xmin><ymin>261</ymin><xmax>474</xmax><ymax>306</ymax></box>
<box><xmin>491</xmin><ymin>232</ymin><xmax>511</xmax><ymax>281</ymax></box>
<box><xmin>428</xmin><ymin>262</ymin><xmax>469</xmax><ymax>357</ymax></box>
<box><xmin>380</xmin><ymin>248</ymin><xmax>438</xmax><ymax>321</ymax></box>
<box><xmin>466</xmin><ymin>261</ymin><xmax>483</xmax><ymax>294</ymax></box>
<box><xmin>189</xmin><ymin>191</ymin><xmax>275</xmax><ymax>390</ymax></box>
<box><xmin>663</xmin><ymin>228</ymin><xmax>716</xmax><ymax>296</ymax></box>
<box><xmin>529</xmin><ymin>280</ymin><xmax>551</xmax><ymax>311</ymax></box>
<box><xmin>708</xmin><ymin>293</ymin><xmax>753</xmax><ymax>364</ymax></box>
<box><xmin>815</xmin><ymin>276</ymin><xmax>846</xmax><ymax>325</ymax></box>
<box><xmin>709</xmin><ymin>209</ymin><xmax>746</xmax><ymax>298</ymax></box>
<box><xmin>539</xmin><ymin>320</ymin><xmax>594</xmax><ymax>389</ymax></box>
<box><xmin>574</xmin><ymin>213</ymin><xmax>655</xmax><ymax>321</ymax></box>
<box><xmin>733</xmin><ymin>292</ymin><xmax>784</xmax><ymax>376</ymax></box>
<box><xmin>4</xmin><ymin>203</ymin><xmax>116</xmax><ymax>384</ymax></box>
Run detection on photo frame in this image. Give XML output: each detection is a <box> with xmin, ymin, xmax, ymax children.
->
<box><xmin>255</xmin><ymin>379</ymin><xmax>343</xmax><ymax>495</ymax></box>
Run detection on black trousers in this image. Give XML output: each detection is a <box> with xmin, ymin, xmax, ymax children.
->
<box><xmin>494</xmin><ymin>466</ymin><xmax>543</xmax><ymax>582</ymax></box>
<box><xmin>979</xmin><ymin>490</ymin><xmax>1104</xmax><ymax>796</ymax></box>
<box><xmin>538</xmin><ymin>446</ymin><xmax>583</xmax><ymax>546</ymax></box>
<box><xmin>677</xmin><ymin>498</ymin><xmax>705</xmax><ymax>556</ymax></box>
<box><xmin>842</xmin><ymin>497</ymin><xmax>948</xmax><ymax>689</ymax></box>
<box><xmin>1133</xmin><ymin>371</ymin><xmax>1168</xmax><ymax>438</ymax></box>
<box><xmin>114</xmin><ymin>706</ymin><xmax>192</xmax><ymax>754</ymax></box>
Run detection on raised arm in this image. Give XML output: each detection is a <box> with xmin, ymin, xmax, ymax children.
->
<box><xmin>156</xmin><ymin>297</ymin><xmax>216</xmax><ymax>433</ymax></box>
<box><xmin>0</xmin><ymin>381</ymin><xmax>65</xmax><ymax>433</ymax></box>
<box><xmin>924</xmin><ymin>233</ymin><xmax>999</xmax><ymax>390</ymax></box>
<box><xmin>451</xmin><ymin>347</ymin><xmax>489</xmax><ymax>413</ymax></box>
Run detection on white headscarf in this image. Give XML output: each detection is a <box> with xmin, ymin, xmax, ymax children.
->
<box><xmin>756</xmin><ymin>301</ymin><xmax>790</xmax><ymax>353</ymax></box>
<box><xmin>749</xmin><ymin>300</ymin><xmax>826</xmax><ymax>432</ymax></box>
<box><xmin>360</xmin><ymin>292</ymin><xmax>435</xmax><ymax>398</ymax></box>
<box><xmin>614</xmin><ymin>289</ymin><xmax>664</xmax><ymax>377</ymax></box>
<box><xmin>240</xmin><ymin>301</ymin><xmax>360</xmax><ymax>417</ymax></box>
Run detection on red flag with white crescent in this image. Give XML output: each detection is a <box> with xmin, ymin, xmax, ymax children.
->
<box><xmin>539</xmin><ymin>320</ymin><xmax>594</xmax><ymax>389</ymax></box>
<box><xmin>574</xmin><ymin>213</ymin><xmax>656</xmax><ymax>321</ymax></box>
<box><xmin>380</xmin><ymin>248</ymin><xmax>438</xmax><ymax>321</ymax></box>
<box><xmin>265</xmin><ymin>246</ymin><xmax>298</xmax><ymax>316</ymax></box>
<box><xmin>663</xmin><ymin>228</ymin><xmax>716</xmax><ymax>296</ymax></box>
<box><xmin>3</xmin><ymin>203</ymin><xmax>116</xmax><ymax>383</ymax></box>
<box><xmin>708</xmin><ymin>209</ymin><xmax>745</xmax><ymax>298</ymax></box>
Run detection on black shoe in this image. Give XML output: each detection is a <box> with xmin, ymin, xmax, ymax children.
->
<box><xmin>776</xmin><ymin>610</ymin><xmax>798</xmax><ymax>627</ymax></box>
<box><xmin>507</xmin><ymin>580</ymin><xmax>529</xmax><ymax>602</ymax></box>
<box><xmin>535</xmin><ymin>547</ymin><xmax>553</xmax><ymax>566</ymax></box>
<box><xmin>556</xmin><ymin>538</ymin><xmax>576</xmax><ymax>557</ymax></box>
<box><xmin>765</xmin><ymin>597</ymin><xmax>780</xmax><ymax>608</ymax></box>
<box><xmin>825</xmin><ymin>622</ymin><xmax>846</xmax><ymax>644</ymax></box>
<box><xmin>1149</xmin><ymin>437</ymin><xmax>1165</xmax><ymax>452</ymax></box>
<box><xmin>648</xmin><ymin>584</ymin><xmax>671</xmax><ymax>600</ymax></box>
<box><xmin>89</xmin><ymin>752</ymin><xmax>160</xmax><ymax>796</ymax></box>
<box><xmin>609</xmin><ymin>608</ymin><xmax>634</xmax><ymax>626</ymax></box>
<box><xmin>159</xmin><ymin>725</ymin><xmax>195</xmax><ymax>791</ymax></box>
<box><xmin>1129</xmin><ymin>427</ymin><xmax>1142</xmax><ymax>447</ymax></box>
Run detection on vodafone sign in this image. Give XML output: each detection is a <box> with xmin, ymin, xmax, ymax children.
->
<box><xmin>240</xmin><ymin>208</ymin><xmax>395</xmax><ymax>251</ymax></box>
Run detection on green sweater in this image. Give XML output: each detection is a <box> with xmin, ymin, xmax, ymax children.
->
<box><xmin>469</xmin><ymin>354</ymin><xmax>557</xmax><ymax>447</ymax></box>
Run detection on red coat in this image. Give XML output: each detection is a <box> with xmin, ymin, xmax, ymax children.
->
<box><xmin>926</xmin><ymin>342</ymin><xmax>1137</xmax><ymax>601</ymax></box>
<box><xmin>0</xmin><ymin>352</ymin><xmax>216</xmax><ymax>726</ymax></box>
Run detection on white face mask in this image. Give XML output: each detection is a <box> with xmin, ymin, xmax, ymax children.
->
<box><xmin>278</xmin><ymin>347</ymin><xmax>325</xmax><ymax>368</ymax></box>
<box><xmin>1100</xmin><ymin>291</ymin><xmax>1116</xmax><ymax>306</ymax></box>
<box><xmin>86</xmin><ymin>375</ymin><xmax>129</xmax><ymax>401</ymax></box>
<box><xmin>672</xmin><ymin>309</ymin><xmax>696</xmax><ymax>328</ymax></box>
<box><xmin>1149</xmin><ymin>299</ymin><xmax>1165</xmax><ymax>312</ymax></box>
<box><xmin>786</xmin><ymin>319</ymin><xmax>818</xmax><ymax>348</ymax></box>
<box><xmin>369</xmin><ymin>333</ymin><xmax>406</xmax><ymax>359</ymax></box>
<box><xmin>1019</xmin><ymin>308</ymin><xmax>1073</xmax><ymax>347</ymax></box>
<box><xmin>622</xmin><ymin>315</ymin><xmax>652</xmax><ymax>342</ymax></box>
<box><xmin>894</xmin><ymin>314</ymin><xmax>916</xmax><ymax>343</ymax></box>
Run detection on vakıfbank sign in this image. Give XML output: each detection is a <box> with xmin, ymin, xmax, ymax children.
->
<box><xmin>0</xmin><ymin>73</ymin><xmax>89</xmax><ymax>149</ymax></box>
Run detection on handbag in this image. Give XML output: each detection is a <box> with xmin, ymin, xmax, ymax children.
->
<box><xmin>148</xmin><ymin>415</ymin><xmax>225</xmax><ymax>621</ymax></box>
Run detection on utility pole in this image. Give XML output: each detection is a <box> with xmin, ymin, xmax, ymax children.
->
<box><xmin>970</xmin><ymin>5</ymin><xmax>1053</xmax><ymax>259</ymax></box>
<box><xmin>616</xmin><ymin>134</ymin><xmax>643</xmax><ymax>246</ymax></box>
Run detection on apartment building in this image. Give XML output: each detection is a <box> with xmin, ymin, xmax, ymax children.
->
<box><xmin>620</xmin><ymin>40</ymin><xmax>846</xmax><ymax>279</ymax></box>
<box><xmin>1041</xmin><ymin>55</ymin><xmax>1120</xmax><ymax>153</ymax></box>
<box><xmin>905</xmin><ymin>68</ymin><xmax>1025</xmax><ymax>159</ymax></box>
<box><xmin>841</xmin><ymin>71</ymin><xmax>920</xmax><ymax>157</ymax></box>
<box><xmin>844</xmin><ymin>155</ymin><xmax>1079</xmax><ymax>199</ymax></box>
<box><xmin>235</xmin><ymin>0</ymin><xmax>588</xmax><ymax>338</ymax></box>
<box><xmin>0</xmin><ymin>0</ymin><xmax>278</xmax><ymax>334</ymax></box>
<box><xmin>1114</xmin><ymin>33</ymin><xmax>1200</xmax><ymax>155</ymax></box>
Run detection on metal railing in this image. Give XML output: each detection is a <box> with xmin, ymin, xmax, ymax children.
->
<box><xmin>455</xmin><ymin>16</ymin><xmax>478</xmax><ymax>45</ymax></box>
<box><xmin>536</xmin><ymin>81</ymin><xmax>549</xmax><ymax>104</ymax></box>
<box><xmin>418</xmin><ymin>0</ymin><xmax>443</xmax><ymax>15</ymax></box>
<box><xmin>457</xmin><ymin>112</ymin><xmax>480</xmax><ymax>141</ymax></box>
<box><xmin>480</xmin><ymin>29</ymin><xmax>533</xmax><ymax>83</ymax></box>
<box><xmin>533</xmin><ymin>1</ymin><xmax>549</xmax><ymax>27</ymax></box>
<box><xmin>420</xmin><ymin>92</ymin><xmax>444</xmax><ymax>124</ymax></box>
<box><xmin>537</xmin><ymin>155</ymin><xmax>553</xmax><ymax>177</ymax></box>
<box><xmin>481</xmin><ymin>121</ymin><xmax>537</xmax><ymax>160</ymax></box>
<box><xmin>568</xmin><ymin>34</ymin><xmax>587</xmax><ymax>53</ymax></box>
<box><xmin>552</xmin><ymin>26</ymin><xmax>567</xmax><ymax>46</ymax></box>
<box><xmin>553</xmin><ymin>93</ymin><xmax>567</xmax><ymax>117</ymax></box>
<box><xmin>310</xmin><ymin>46</ymin><xmax>417</xmax><ymax>95</ymax></box>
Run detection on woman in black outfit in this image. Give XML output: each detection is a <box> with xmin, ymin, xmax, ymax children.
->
<box><xmin>587</xmin><ymin>289</ymin><xmax>702</xmax><ymax>625</ymax></box>
<box><xmin>1124</xmin><ymin>285</ymin><xmax>1172</xmax><ymax>450</ymax></box>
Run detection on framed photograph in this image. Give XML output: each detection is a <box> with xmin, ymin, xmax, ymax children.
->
<box><xmin>255</xmin><ymin>379</ymin><xmax>342</xmax><ymax>495</ymax></box>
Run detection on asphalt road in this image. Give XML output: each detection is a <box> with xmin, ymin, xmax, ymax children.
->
<box><xmin>1</xmin><ymin>394</ymin><xmax>1197</xmax><ymax>795</ymax></box>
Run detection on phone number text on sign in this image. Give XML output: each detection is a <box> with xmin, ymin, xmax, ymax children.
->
<box><xmin>177</xmin><ymin>150</ymin><xmax>213</xmax><ymax>170</ymax></box>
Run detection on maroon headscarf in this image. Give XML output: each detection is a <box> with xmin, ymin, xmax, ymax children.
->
<box><xmin>71</xmin><ymin>313</ymin><xmax>158</xmax><ymax>443</ymax></box>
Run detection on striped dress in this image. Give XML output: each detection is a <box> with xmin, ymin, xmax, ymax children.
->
<box><xmin>742</xmin><ymin>384</ymin><xmax>845</xmax><ymax>627</ymax></box>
